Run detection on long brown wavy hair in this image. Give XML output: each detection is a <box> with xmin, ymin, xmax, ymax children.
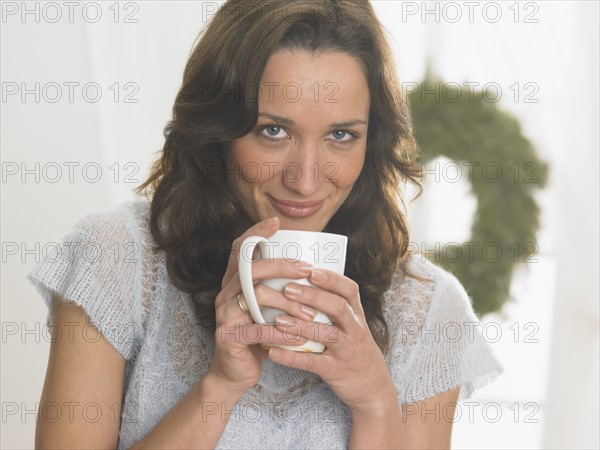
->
<box><xmin>137</xmin><ymin>0</ymin><xmax>424</xmax><ymax>354</ymax></box>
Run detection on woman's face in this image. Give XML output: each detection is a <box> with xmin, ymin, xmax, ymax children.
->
<box><xmin>224</xmin><ymin>50</ymin><xmax>370</xmax><ymax>231</ymax></box>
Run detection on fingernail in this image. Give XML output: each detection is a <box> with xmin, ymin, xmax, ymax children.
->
<box><xmin>275</xmin><ymin>315</ymin><xmax>293</xmax><ymax>326</ymax></box>
<box><xmin>300</xmin><ymin>305</ymin><xmax>317</xmax><ymax>320</ymax></box>
<box><xmin>264</xmin><ymin>216</ymin><xmax>278</xmax><ymax>227</ymax></box>
<box><xmin>284</xmin><ymin>284</ymin><xmax>302</xmax><ymax>298</ymax></box>
<box><xmin>310</xmin><ymin>269</ymin><xmax>326</xmax><ymax>282</ymax></box>
<box><xmin>298</xmin><ymin>264</ymin><xmax>313</xmax><ymax>275</ymax></box>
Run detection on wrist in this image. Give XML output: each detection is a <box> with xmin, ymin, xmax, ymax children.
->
<box><xmin>350</xmin><ymin>385</ymin><xmax>400</xmax><ymax>421</ymax></box>
<box><xmin>348</xmin><ymin>386</ymin><xmax>403</xmax><ymax>449</ymax></box>
<box><xmin>349</xmin><ymin>400</ymin><xmax>403</xmax><ymax>450</ymax></box>
<box><xmin>202</xmin><ymin>368</ymin><xmax>251</xmax><ymax>400</ymax></box>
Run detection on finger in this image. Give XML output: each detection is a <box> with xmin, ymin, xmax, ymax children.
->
<box><xmin>217</xmin><ymin>322</ymin><xmax>309</xmax><ymax>348</ymax></box>
<box><xmin>214</xmin><ymin>291</ymin><xmax>252</xmax><ymax>325</ymax></box>
<box><xmin>282</xmin><ymin>282</ymin><xmax>363</xmax><ymax>332</ymax></box>
<box><xmin>268</xmin><ymin>346</ymin><xmax>331</xmax><ymax>376</ymax></box>
<box><xmin>216</xmin><ymin>276</ymin><xmax>318</xmax><ymax>330</ymax></box>
<box><xmin>256</xmin><ymin>324</ymin><xmax>310</xmax><ymax>348</ymax></box>
<box><xmin>308</xmin><ymin>269</ymin><xmax>364</xmax><ymax>317</ymax></box>
<box><xmin>274</xmin><ymin>315</ymin><xmax>342</xmax><ymax>348</ymax></box>
<box><xmin>217</xmin><ymin>258</ymin><xmax>314</xmax><ymax>311</ymax></box>
<box><xmin>253</xmin><ymin>284</ymin><xmax>318</xmax><ymax>322</ymax></box>
<box><xmin>249</xmin><ymin>258</ymin><xmax>313</xmax><ymax>282</ymax></box>
<box><xmin>221</xmin><ymin>216</ymin><xmax>280</xmax><ymax>288</ymax></box>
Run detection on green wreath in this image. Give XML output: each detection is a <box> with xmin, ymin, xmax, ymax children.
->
<box><xmin>407</xmin><ymin>74</ymin><xmax>548</xmax><ymax>316</ymax></box>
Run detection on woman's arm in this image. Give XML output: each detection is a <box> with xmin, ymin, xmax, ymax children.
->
<box><xmin>128</xmin><ymin>372</ymin><xmax>245</xmax><ymax>449</ymax></box>
<box><xmin>38</xmin><ymin>216</ymin><xmax>311</xmax><ymax>449</ymax></box>
<box><xmin>348</xmin><ymin>387</ymin><xmax>460</xmax><ymax>449</ymax></box>
<box><xmin>37</xmin><ymin>296</ymin><xmax>246</xmax><ymax>449</ymax></box>
<box><xmin>269</xmin><ymin>268</ymin><xmax>462</xmax><ymax>449</ymax></box>
<box><xmin>36</xmin><ymin>295</ymin><xmax>126</xmax><ymax>448</ymax></box>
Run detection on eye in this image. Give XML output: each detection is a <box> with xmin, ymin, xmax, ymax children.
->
<box><xmin>327</xmin><ymin>130</ymin><xmax>357</xmax><ymax>143</ymax></box>
<box><xmin>258</xmin><ymin>125</ymin><xmax>289</xmax><ymax>142</ymax></box>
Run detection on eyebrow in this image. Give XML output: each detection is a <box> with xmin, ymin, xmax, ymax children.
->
<box><xmin>258</xmin><ymin>112</ymin><xmax>368</xmax><ymax>128</ymax></box>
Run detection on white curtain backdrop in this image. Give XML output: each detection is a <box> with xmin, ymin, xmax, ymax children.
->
<box><xmin>1</xmin><ymin>1</ymin><xmax>598</xmax><ymax>448</ymax></box>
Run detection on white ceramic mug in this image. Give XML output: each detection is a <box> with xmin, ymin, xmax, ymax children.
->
<box><xmin>238</xmin><ymin>230</ymin><xmax>348</xmax><ymax>353</ymax></box>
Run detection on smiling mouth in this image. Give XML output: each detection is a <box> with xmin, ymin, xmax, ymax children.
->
<box><xmin>268</xmin><ymin>196</ymin><xmax>324</xmax><ymax>218</ymax></box>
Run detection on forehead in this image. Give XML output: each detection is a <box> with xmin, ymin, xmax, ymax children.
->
<box><xmin>257</xmin><ymin>50</ymin><xmax>370</xmax><ymax>120</ymax></box>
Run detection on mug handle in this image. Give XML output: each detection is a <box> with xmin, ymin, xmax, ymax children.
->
<box><xmin>238</xmin><ymin>236</ymin><xmax>269</xmax><ymax>324</ymax></box>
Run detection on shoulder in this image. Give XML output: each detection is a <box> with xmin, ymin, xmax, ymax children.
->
<box><xmin>68</xmin><ymin>197</ymin><xmax>151</xmax><ymax>243</ymax></box>
<box><xmin>28</xmin><ymin>197</ymin><xmax>152</xmax><ymax>277</ymax></box>
<box><xmin>384</xmin><ymin>253</ymin><xmax>504</xmax><ymax>403</ymax></box>
<box><xmin>27</xmin><ymin>197</ymin><xmax>154</xmax><ymax>359</ymax></box>
<box><xmin>383</xmin><ymin>252</ymin><xmax>476</xmax><ymax>329</ymax></box>
<box><xmin>54</xmin><ymin>197</ymin><xmax>156</xmax><ymax>264</ymax></box>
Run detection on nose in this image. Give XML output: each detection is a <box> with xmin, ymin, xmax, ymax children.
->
<box><xmin>281</xmin><ymin>141</ymin><xmax>325</xmax><ymax>197</ymax></box>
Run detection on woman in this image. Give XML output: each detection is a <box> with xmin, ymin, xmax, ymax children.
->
<box><xmin>29</xmin><ymin>1</ymin><xmax>502</xmax><ymax>448</ymax></box>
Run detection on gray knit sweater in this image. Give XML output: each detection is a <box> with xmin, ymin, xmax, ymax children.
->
<box><xmin>28</xmin><ymin>199</ymin><xmax>503</xmax><ymax>448</ymax></box>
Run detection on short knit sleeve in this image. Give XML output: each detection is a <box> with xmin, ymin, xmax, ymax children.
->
<box><xmin>27</xmin><ymin>202</ymin><xmax>144</xmax><ymax>360</ymax></box>
<box><xmin>385</xmin><ymin>254</ymin><xmax>503</xmax><ymax>404</ymax></box>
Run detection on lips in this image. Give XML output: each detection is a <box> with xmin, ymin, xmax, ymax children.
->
<box><xmin>269</xmin><ymin>196</ymin><xmax>324</xmax><ymax>218</ymax></box>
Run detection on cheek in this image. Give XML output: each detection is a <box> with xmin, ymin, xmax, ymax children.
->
<box><xmin>226</xmin><ymin>140</ymin><xmax>276</xmax><ymax>186</ymax></box>
<box><xmin>335</xmin><ymin>151</ymin><xmax>366</xmax><ymax>189</ymax></box>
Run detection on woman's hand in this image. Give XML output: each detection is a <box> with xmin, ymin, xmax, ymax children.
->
<box><xmin>207</xmin><ymin>216</ymin><xmax>318</xmax><ymax>394</ymax></box>
<box><xmin>268</xmin><ymin>269</ymin><xmax>399</xmax><ymax>417</ymax></box>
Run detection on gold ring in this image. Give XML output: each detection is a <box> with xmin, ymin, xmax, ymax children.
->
<box><xmin>236</xmin><ymin>293</ymin><xmax>248</xmax><ymax>312</ymax></box>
